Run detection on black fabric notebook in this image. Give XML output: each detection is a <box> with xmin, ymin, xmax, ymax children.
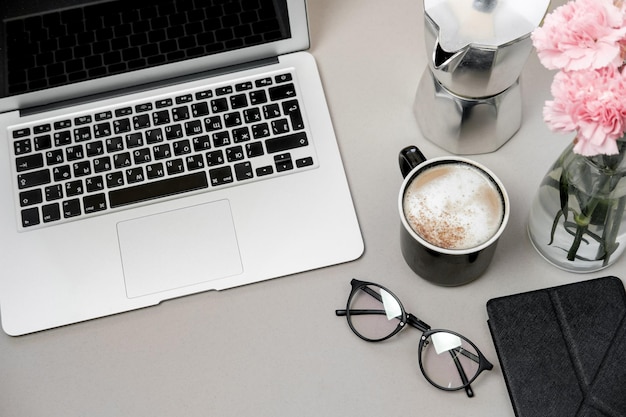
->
<box><xmin>486</xmin><ymin>276</ymin><xmax>626</xmax><ymax>417</ymax></box>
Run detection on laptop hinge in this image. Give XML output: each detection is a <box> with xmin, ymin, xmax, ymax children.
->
<box><xmin>20</xmin><ymin>57</ymin><xmax>280</xmax><ymax>117</ymax></box>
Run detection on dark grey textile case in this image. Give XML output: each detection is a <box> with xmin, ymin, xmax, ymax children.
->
<box><xmin>487</xmin><ymin>276</ymin><xmax>626</xmax><ymax>417</ymax></box>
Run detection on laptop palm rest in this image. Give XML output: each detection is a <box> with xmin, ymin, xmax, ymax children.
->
<box><xmin>116</xmin><ymin>200</ymin><xmax>243</xmax><ymax>298</ymax></box>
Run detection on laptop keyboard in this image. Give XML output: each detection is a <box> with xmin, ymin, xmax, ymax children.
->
<box><xmin>10</xmin><ymin>70</ymin><xmax>317</xmax><ymax>230</ymax></box>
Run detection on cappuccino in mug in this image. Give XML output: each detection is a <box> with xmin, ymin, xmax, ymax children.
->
<box><xmin>402</xmin><ymin>162</ymin><xmax>504</xmax><ymax>250</ymax></box>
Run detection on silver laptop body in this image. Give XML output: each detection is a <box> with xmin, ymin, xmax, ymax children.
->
<box><xmin>0</xmin><ymin>0</ymin><xmax>363</xmax><ymax>335</ymax></box>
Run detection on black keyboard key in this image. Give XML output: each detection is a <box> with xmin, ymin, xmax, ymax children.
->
<box><xmin>86</xmin><ymin>140</ymin><xmax>105</xmax><ymax>157</ymax></box>
<box><xmin>165</xmin><ymin>124</ymin><xmax>183</xmax><ymax>140</ymax></box>
<box><xmin>224</xmin><ymin>112</ymin><xmax>242</xmax><ymax>128</ymax></box>
<box><xmin>230</xmin><ymin>94</ymin><xmax>247</xmax><ymax>109</ymax></box>
<box><xmin>34</xmin><ymin>135</ymin><xmax>52</xmax><ymax>150</ymax></box>
<box><xmin>206</xmin><ymin>150</ymin><xmax>224</xmax><ymax>166</ymax></box>
<box><xmin>156</xmin><ymin>98</ymin><xmax>173</xmax><ymax>108</ymax></box>
<box><xmin>113</xmin><ymin>152</ymin><xmax>132</xmax><ymax>169</ymax></box>
<box><xmin>19</xmin><ymin>189</ymin><xmax>43</xmax><ymax>206</ymax></box>
<box><xmin>172</xmin><ymin>106</ymin><xmax>189</xmax><ymax>122</ymax></box>
<box><xmin>234</xmin><ymin>162</ymin><xmax>253</xmax><ymax>181</ymax></box>
<box><xmin>246</xmin><ymin>142</ymin><xmax>264</xmax><ymax>158</ymax></box>
<box><xmin>282</xmin><ymin>100</ymin><xmax>305</xmax><ymax>130</ymax></box>
<box><xmin>126</xmin><ymin>132</ymin><xmax>144</xmax><ymax>148</ymax></box>
<box><xmin>109</xmin><ymin>172</ymin><xmax>208</xmax><ymax>208</ymax></box>
<box><xmin>13</xmin><ymin>128</ymin><xmax>31</xmax><ymax>138</ymax></box>
<box><xmin>173</xmin><ymin>140</ymin><xmax>191</xmax><ymax>156</ymax></box>
<box><xmin>235</xmin><ymin>81</ymin><xmax>253</xmax><ymax>91</ymax></box>
<box><xmin>45</xmin><ymin>185</ymin><xmax>63</xmax><ymax>201</ymax></box>
<box><xmin>66</xmin><ymin>145</ymin><xmax>85</xmax><ymax>161</ymax></box>
<box><xmin>165</xmin><ymin>158</ymin><xmax>185</xmax><ymax>175</ymax></box>
<box><xmin>95</xmin><ymin>111</ymin><xmax>112</xmax><ymax>121</ymax></box>
<box><xmin>74</xmin><ymin>115</ymin><xmax>92</xmax><ymax>125</ymax></box>
<box><xmin>42</xmin><ymin>203</ymin><xmax>61</xmax><ymax>223</ymax></box>
<box><xmin>153</xmin><ymin>110</ymin><xmax>170</xmax><ymax>126</ymax></box>
<box><xmin>133</xmin><ymin>148</ymin><xmax>152</xmax><ymax>164</ymax></box>
<box><xmin>106</xmin><ymin>172</ymin><xmax>125</xmax><ymax>188</ymax></box>
<box><xmin>195</xmin><ymin>90</ymin><xmax>212</xmax><ymax>100</ymax></box>
<box><xmin>126</xmin><ymin>167</ymin><xmax>145</xmax><ymax>184</ymax></box>
<box><xmin>85</xmin><ymin>176</ymin><xmax>105</xmax><ymax>192</ymax></box>
<box><xmin>21</xmin><ymin>207</ymin><xmax>40</xmax><ymax>227</ymax></box>
<box><xmin>263</xmin><ymin>104</ymin><xmax>281</xmax><ymax>119</ymax></box>
<box><xmin>16</xmin><ymin>153</ymin><xmax>44</xmax><ymax>172</ymax></box>
<box><xmin>53</xmin><ymin>165</ymin><xmax>71</xmax><ymax>182</ymax></box>
<box><xmin>184</xmin><ymin>120</ymin><xmax>203</xmax><ymax>136</ymax></box>
<box><xmin>115</xmin><ymin>107</ymin><xmax>132</xmax><ymax>117</ymax></box>
<box><xmin>275</xmin><ymin>73</ymin><xmax>293</xmax><ymax>83</ymax></box>
<box><xmin>215</xmin><ymin>86</ymin><xmax>232</xmax><ymax>96</ymax></box>
<box><xmin>73</xmin><ymin>126</ymin><xmax>92</xmax><ymax>142</ymax></box>
<box><xmin>54</xmin><ymin>131</ymin><xmax>72</xmax><ymax>146</ymax></box>
<box><xmin>249</xmin><ymin>90</ymin><xmax>267</xmax><ymax>105</ymax></box>
<box><xmin>63</xmin><ymin>199</ymin><xmax>82</xmax><ymax>218</ymax></box>
<box><xmin>17</xmin><ymin>169</ymin><xmax>51</xmax><ymax>189</ymax></box>
<box><xmin>106</xmin><ymin>137</ymin><xmax>124</xmax><ymax>152</ymax></box>
<box><xmin>226</xmin><ymin>146</ymin><xmax>244</xmax><ymax>162</ymax></box>
<box><xmin>209</xmin><ymin>166</ymin><xmax>233</xmax><ymax>186</ymax></box>
<box><xmin>191</xmin><ymin>102</ymin><xmax>209</xmax><ymax>117</ymax></box>
<box><xmin>73</xmin><ymin>161</ymin><xmax>91</xmax><ymax>177</ymax></box>
<box><xmin>266</xmin><ymin>132</ymin><xmax>309</xmax><ymax>154</ymax></box>
<box><xmin>146</xmin><ymin>163</ymin><xmax>165</xmax><ymax>179</ymax></box>
<box><xmin>255</xmin><ymin>77</ymin><xmax>272</xmax><ymax>87</ymax></box>
<box><xmin>34</xmin><ymin>124</ymin><xmax>52</xmax><ymax>133</ymax></box>
<box><xmin>133</xmin><ymin>114</ymin><xmax>151</xmax><ymax>129</ymax></box>
<box><xmin>274</xmin><ymin>153</ymin><xmax>293</xmax><ymax>172</ymax></box>
<box><xmin>14</xmin><ymin>139</ymin><xmax>32</xmax><ymax>155</ymax></box>
<box><xmin>296</xmin><ymin>157</ymin><xmax>314</xmax><ymax>168</ymax></box>
<box><xmin>269</xmin><ymin>83</ymin><xmax>296</xmax><ymax>101</ymax></box>
<box><xmin>153</xmin><ymin>144</ymin><xmax>172</xmax><ymax>160</ymax></box>
<box><xmin>113</xmin><ymin>118</ymin><xmax>131</xmax><ymax>134</ymax></box>
<box><xmin>210</xmin><ymin>98</ymin><xmax>228</xmax><ymax>113</ymax></box>
<box><xmin>94</xmin><ymin>122</ymin><xmax>112</xmax><ymax>138</ymax></box>
<box><xmin>185</xmin><ymin>154</ymin><xmax>204</xmax><ymax>171</ymax></box>
<box><xmin>256</xmin><ymin>166</ymin><xmax>274</xmax><ymax>177</ymax></box>
<box><xmin>135</xmin><ymin>103</ymin><xmax>153</xmax><ymax>113</ymax></box>
<box><xmin>175</xmin><ymin>94</ymin><xmax>193</xmax><ymax>104</ymax></box>
<box><xmin>271</xmin><ymin>119</ymin><xmax>290</xmax><ymax>135</ymax></box>
<box><xmin>54</xmin><ymin>120</ymin><xmax>72</xmax><ymax>129</ymax></box>
<box><xmin>145</xmin><ymin>128</ymin><xmax>164</xmax><ymax>144</ymax></box>
<box><xmin>83</xmin><ymin>194</ymin><xmax>107</xmax><ymax>214</ymax></box>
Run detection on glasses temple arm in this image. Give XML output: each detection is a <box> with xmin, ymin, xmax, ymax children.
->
<box><xmin>449</xmin><ymin>351</ymin><xmax>474</xmax><ymax>398</ymax></box>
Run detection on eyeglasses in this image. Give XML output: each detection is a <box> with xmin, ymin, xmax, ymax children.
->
<box><xmin>335</xmin><ymin>279</ymin><xmax>493</xmax><ymax>397</ymax></box>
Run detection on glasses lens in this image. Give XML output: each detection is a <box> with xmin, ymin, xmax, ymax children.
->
<box><xmin>347</xmin><ymin>284</ymin><xmax>404</xmax><ymax>341</ymax></box>
<box><xmin>419</xmin><ymin>331</ymin><xmax>481</xmax><ymax>390</ymax></box>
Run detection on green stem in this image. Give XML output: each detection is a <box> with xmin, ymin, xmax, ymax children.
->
<box><xmin>601</xmin><ymin>195</ymin><xmax>626</xmax><ymax>266</ymax></box>
<box><xmin>567</xmin><ymin>216</ymin><xmax>589</xmax><ymax>261</ymax></box>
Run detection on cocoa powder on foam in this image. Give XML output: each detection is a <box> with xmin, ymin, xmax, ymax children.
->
<box><xmin>403</xmin><ymin>163</ymin><xmax>503</xmax><ymax>250</ymax></box>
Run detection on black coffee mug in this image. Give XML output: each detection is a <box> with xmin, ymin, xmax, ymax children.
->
<box><xmin>398</xmin><ymin>146</ymin><xmax>510</xmax><ymax>286</ymax></box>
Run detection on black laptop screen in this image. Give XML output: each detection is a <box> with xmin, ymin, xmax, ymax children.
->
<box><xmin>2</xmin><ymin>0</ymin><xmax>291</xmax><ymax>98</ymax></box>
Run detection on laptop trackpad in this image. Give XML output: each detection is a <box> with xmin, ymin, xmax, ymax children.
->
<box><xmin>117</xmin><ymin>200</ymin><xmax>243</xmax><ymax>298</ymax></box>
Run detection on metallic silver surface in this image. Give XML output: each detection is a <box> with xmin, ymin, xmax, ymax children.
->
<box><xmin>416</xmin><ymin>0</ymin><xmax>550</xmax><ymax>154</ymax></box>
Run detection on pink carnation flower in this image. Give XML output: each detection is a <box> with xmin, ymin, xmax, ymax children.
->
<box><xmin>531</xmin><ymin>0</ymin><xmax>626</xmax><ymax>71</ymax></box>
<box><xmin>543</xmin><ymin>66</ymin><xmax>626</xmax><ymax>155</ymax></box>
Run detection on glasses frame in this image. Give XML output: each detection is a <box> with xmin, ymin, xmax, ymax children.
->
<box><xmin>336</xmin><ymin>279</ymin><xmax>494</xmax><ymax>397</ymax></box>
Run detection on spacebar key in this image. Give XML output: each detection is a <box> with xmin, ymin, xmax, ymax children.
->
<box><xmin>109</xmin><ymin>172</ymin><xmax>209</xmax><ymax>208</ymax></box>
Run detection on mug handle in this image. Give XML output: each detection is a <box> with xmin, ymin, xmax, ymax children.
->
<box><xmin>399</xmin><ymin>146</ymin><xmax>427</xmax><ymax>178</ymax></box>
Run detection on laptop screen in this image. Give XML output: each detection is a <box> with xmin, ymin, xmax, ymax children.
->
<box><xmin>0</xmin><ymin>0</ymin><xmax>308</xmax><ymax>112</ymax></box>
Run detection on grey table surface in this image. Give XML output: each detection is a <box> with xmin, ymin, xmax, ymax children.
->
<box><xmin>2</xmin><ymin>0</ymin><xmax>623</xmax><ymax>416</ymax></box>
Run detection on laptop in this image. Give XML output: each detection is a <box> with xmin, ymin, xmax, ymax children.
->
<box><xmin>0</xmin><ymin>0</ymin><xmax>364</xmax><ymax>335</ymax></box>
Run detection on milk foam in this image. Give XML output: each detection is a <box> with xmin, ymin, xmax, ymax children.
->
<box><xmin>403</xmin><ymin>163</ymin><xmax>504</xmax><ymax>250</ymax></box>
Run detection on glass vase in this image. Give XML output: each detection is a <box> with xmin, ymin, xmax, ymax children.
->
<box><xmin>528</xmin><ymin>138</ymin><xmax>626</xmax><ymax>273</ymax></box>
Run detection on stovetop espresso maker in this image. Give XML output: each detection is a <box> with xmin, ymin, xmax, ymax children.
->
<box><xmin>415</xmin><ymin>0</ymin><xmax>550</xmax><ymax>154</ymax></box>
